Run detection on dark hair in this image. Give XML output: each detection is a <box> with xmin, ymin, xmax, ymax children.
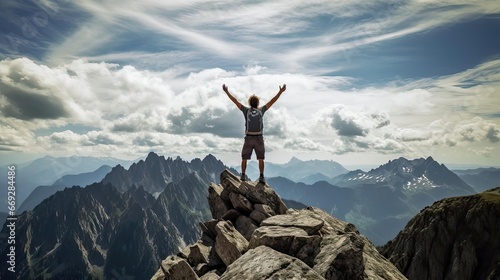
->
<box><xmin>248</xmin><ymin>95</ymin><xmax>259</xmax><ymax>108</ymax></box>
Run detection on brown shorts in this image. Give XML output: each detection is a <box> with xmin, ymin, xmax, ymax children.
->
<box><xmin>241</xmin><ymin>135</ymin><xmax>265</xmax><ymax>160</ymax></box>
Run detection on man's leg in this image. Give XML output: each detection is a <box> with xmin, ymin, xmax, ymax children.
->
<box><xmin>242</xmin><ymin>159</ymin><xmax>247</xmax><ymax>175</ymax></box>
<box><xmin>241</xmin><ymin>136</ymin><xmax>252</xmax><ymax>181</ymax></box>
<box><xmin>258</xmin><ymin>159</ymin><xmax>264</xmax><ymax>175</ymax></box>
<box><xmin>256</xmin><ymin>136</ymin><xmax>266</xmax><ymax>183</ymax></box>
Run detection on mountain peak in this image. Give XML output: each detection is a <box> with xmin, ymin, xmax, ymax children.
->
<box><xmin>151</xmin><ymin>169</ymin><xmax>406</xmax><ymax>279</ymax></box>
<box><xmin>287</xmin><ymin>156</ymin><xmax>302</xmax><ymax>165</ymax></box>
<box><xmin>145</xmin><ymin>151</ymin><xmax>160</xmax><ymax>162</ymax></box>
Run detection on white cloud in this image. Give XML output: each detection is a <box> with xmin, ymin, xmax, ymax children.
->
<box><xmin>1</xmin><ymin>56</ymin><xmax>499</xmax><ymax>165</ymax></box>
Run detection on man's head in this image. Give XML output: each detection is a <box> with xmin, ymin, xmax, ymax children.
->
<box><xmin>248</xmin><ymin>95</ymin><xmax>260</xmax><ymax>108</ymax></box>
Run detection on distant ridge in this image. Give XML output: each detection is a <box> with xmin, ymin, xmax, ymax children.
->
<box><xmin>17</xmin><ymin>165</ymin><xmax>113</xmax><ymax>213</ymax></box>
<box><xmin>244</xmin><ymin>157</ymin><xmax>348</xmax><ymax>182</ymax></box>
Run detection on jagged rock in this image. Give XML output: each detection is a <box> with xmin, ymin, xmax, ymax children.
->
<box><xmin>381</xmin><ymin>188</ymin><xmax>500</xmax><ymax>280</ymax></box>
<box><xmin>229</xmin><ymin>192</ymin><xmax>254</xmax><ymax>214</ymax></box>
<box><xmin>153</xmin><ymin>170</ymin><xmax>408</xmax><ymax>280</ymax></box>
<box><xmin>313</xmin><ymin>234</ymin><xmax>365</xmax><ymax>280</ymax></box>
<box><xmin>219</xmin><ymin>246</ymin><xmax>325</xmax><ymax>280</ymax></box>
<box><xmin>199</xmin><ymin>219</ymin><xmax>219</xmax><ymax>239</ymax></box>
<box><xmin>235</xmin><ymin>215</ymin><xmax>258</xmax><ymax>241</ymax></box>
<box><xmin>261</xmin><ymin>209</ymin><xmax>324</xmax><ymax>234</ymax></box>
<box><xmin>221</xmin><ymin>208</ymin><xmax>241</xmax><ymax>222</ymax></box>
<box><xmin>208</xmin><ymin>183</ymin><xmax>230</xmax><ymax>219</ymax></box>
<box><xmin>194</xmin><ymin>263</ymin><xmax>211</xmax><ymax>277</ymax></box>
<box><xmin>214</xmin><ymin>221</ymin><xmax>249</xmax><ymax>266</ymax></box>
<box><xmin>152</xmin><ymin>255</ymin><xmax>200</xmax><ymax>280</ymax></box>
<box><xmin>249</xmin><ymin>203</ymin><xmax>276</xmax><ymax>224</ymax></box>
<box><xmin>199</xmin><ymin>271</ymin><xmax>220</xmax><ymax>280</ymax></box>
<box><xmin>249</xmin><ymin>225</ymin><xmax>321</xmax><ymax>266</ymax></box>
<box><xmin>302</xmin><ymin>206</ymin><xmax>359</xmax><ymax>235</ymax></box>
<box><xmin>178</xmin><ymin>241</ymin><xmax>211</xmax><ymax>267</ymax></box>
<box><xmin>220</xmin><ymin>169</ymin><xmax>288</xmax><ymax>215</ymax></box>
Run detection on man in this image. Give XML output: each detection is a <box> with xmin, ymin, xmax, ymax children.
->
<box><xmin>222</xmin><ymin>83</ymin><xmax>286</xmax><ymax>183</ymax></box>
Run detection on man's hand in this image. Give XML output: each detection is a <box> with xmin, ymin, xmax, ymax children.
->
<box><xmin>266</xmin><ymin>84</ymin><xmax>287</xmax><ymax>109</ymax></box>
<box><xmin>279</xmin><ymin>84</ymin><xmax>286</xmax><ymax>93</ymax></box>
<box><xmin>222</xmin><ymin>84</ymin><xmax>242</xmax><ymax>109</ymax></box>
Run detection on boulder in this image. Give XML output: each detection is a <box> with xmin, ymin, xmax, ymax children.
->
<box><xmin>152</xmin><ymin>255</ymin><xmax>199</xmax><ymax>280</ymax></box>
<box><xmin>234</xmin><ymin>215</ymin><xmax>258</xmax><ymax>241</ymax></box>
<box><xmin>199</xmin><ymin>219</ymin><xmax>219</xmax><ymax>239</ymax></box>
<box><xmin>249</xmin><ymin>204</ymin><xmax>276</xmax><ymax>224</ymax></box>
<box><xmin>229</xmin><ymin>192</ymin><xmax>254</xmax><ymax>214</ymax></box>
<box><xmin>261</xmin><ymin>209</ymin><xmax>324</xmax><ymax>234</ymax></box>
<box><xmin>152</xmin><ymin>170</ymin><xmax>407</xmax><ymax>280</ymax></box>
<box><xmin>249</xmin><ymin>225</ymin><xmax>321</xmax><ymax>266</ymax></box>
<box><xmin>313</xmin><ymin>234</ymin><xmax>365</xmax><ymax>280</ymax></box>
<box><xmin>178</xmin><ymin>241</ymin><xmax>211</xmax><ymax>267</ymax></box>
<box><xmin>221</xmin><ymin>209</ymin><xmax>241</xmax><ymax>222</ymax></box>
<box><xmin>220</xmin><ymin>169</ymin><xmax>288</xmax><ymax>215</ymax></box>
<box><xmin>219</xmin><ymin>246</ymin><xmax>325</xmax><ymax>280</ymax></box>
<box><xmin>208</xmin><ymin>183</ymin><xmax>230</xmax><ymax>219</ymax></box>
<box><xmin>199</xmin><ymin>271</ymin><xmax>220</xmax><ymax>280</ymax></box>
<box><xmin>214</xmin><ymin>221</ymin><xmax>249</xmax><ymax>266</ymax></box>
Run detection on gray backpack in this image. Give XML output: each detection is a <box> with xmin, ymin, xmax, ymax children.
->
<box><xmin>246</xmin><ymin>108</ymin><xmax>263</xmax><ymax>135</ymax></box>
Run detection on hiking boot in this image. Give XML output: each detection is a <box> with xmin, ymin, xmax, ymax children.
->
<box><xmin>240</xmin><ymin>174</ymin><xmax>247</xmax><ymax>181</ymax></box>
<box><xmin>258</xmin><ymin>174</ymin><xmax>266</xmax><ymax>184</ymax></box>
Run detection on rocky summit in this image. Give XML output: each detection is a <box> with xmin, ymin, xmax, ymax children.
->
<box><xmin>151</xmin><ymin>170</ymin><xmax>406</xmax><ymax>280</ymax></box>
<box><xmin>380</xmin><ymin>187</ymin><xmax>500</xmax><ymax>280</ymax></box>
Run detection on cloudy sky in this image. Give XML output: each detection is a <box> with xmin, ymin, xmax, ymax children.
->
<box><xmin>0</xmin><ymin>0</ymin><xmax>499</xmax><ymax>168</ymax></box>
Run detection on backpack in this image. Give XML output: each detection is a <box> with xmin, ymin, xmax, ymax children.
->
<box><xmin>246</xmin><ymin>107</ymin><xmax>263</xmax><ymax>135</ymax></box>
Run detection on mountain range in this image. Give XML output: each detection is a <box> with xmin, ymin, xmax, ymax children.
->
<box><xmin>17</xmin><ymin>165</ymin><xmax>113</xmax><ymax>213</ymax></box>
<box><xmin>243</xmin><ymin>156</ymin><xmax>348</xmax><ymax>183</ymax></box>
<box><xmin>0</xmin><ymin>152</ymin><xmax>497</xmax><ymax>279</ymax></box>
<box><xmin>0</xmin><ymin>156</ymin><xmax>133</xmax><ymax>216</ymax></box>
<box><xmin>0</xmin><ymin>153</ymin><xmax>229</xmax><ymax>279</ymax></box>
<box><xmin>453</xmin><ymin>167</ymin><xmax>500</xmax><ymax>193</ymax></box>
<box><xmin>269</xmin><ymin>156</ymin><xmax>477</xmax><ymax>245</ymax></box>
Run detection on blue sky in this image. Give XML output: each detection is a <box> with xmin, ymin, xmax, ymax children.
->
<box><xmin>0</xmin><ymin>0</ymin><xmax>499</xmax><ymax>168</ymax></box>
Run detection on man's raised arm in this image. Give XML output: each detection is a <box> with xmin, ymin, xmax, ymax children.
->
<box><xmin>265</xmin><ymin>84</ymin><xmax>286</xmax><ymax>109</ymax></box>
<box><xmin>222</xmin><ymin>84</ymin><xmax>242</xmax><ymax>109</ymax></box>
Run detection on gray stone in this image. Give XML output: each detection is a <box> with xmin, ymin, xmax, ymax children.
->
<box><xmin>158</xmin><ymin>255</ymin><xmax>200</xmax><ymax>280</ymax></box>
<box><xmin>219</xmin><ymin>246</ymin><xmax>325</xmax><ymax>280</ymax></box>
<box><xmin>249</xmin><ymin>204</ymin><xmax>275</xmax><ymax>224</ymax></box>
<box><xmin>249</xmin><ymin>226</ymin><xmax>321</xmax><ymax>266</ymax></box>
<box><xmin>261</xmin><ymin>210</ymin><xmax>324</xmax><ymax>235</ymax></box>
<box><xmin>208</xmin><ymin>183</ymin><xmax>230</xmax><ymax>219</ymax></box>
<box><xmin>221</xmin><ymin>209</ymin><xmax>241</xmax><ymax>222</ymax></box>
<box><xmin>298</xmin><ymin>207</ymin><xmax>359</xmax><ymax>235</ymax></box>
<box><xmin>200</xmin><ymin>219</ymin><xmax>219</xmax><ymax>240</ymax></box>
<box><xmin>313</xmin><ymin>234</ymin><xmax>365</xmax><ymax>280</ymax></box>
<box><xmin>229</xmin><ymin>192</ymin><xmax>254</xmax><ymax>214</ymax></box>
<box><xmin>199</xmin><ymin>271</ymin><xmax>220</xmax><ymax>280</ymax></box>
<box><xmin>187</xmin><ymin>241</ymin><xmax>211</xmax><ymax>267</ymax></box>
<box><xmin>151</xmin><ymin>267</ymin><xmax>166</xmax><ymax>280</ymax></box>
<box><xmin>215</xmin><ymin>221</ymin><xmax>249</xmax><ymax>266</ymax></box>
<box><xmin>234</xmin><ymin>215</ymin><xmax>258</xmax><ymax>241</ymax></box>
<box><xmin>153</xmin><ymin>170</ymin><xmax>409</xmax><ymax>280</ymax></box>
<box><xmin>194</xmin><ymin>263</ymin><xmax>211</xmax><ymax>277</ymax></box>
<box><xmin>220</xmin><ymin>169</ymin><xmax>287</xmax><ymax>215</ymax></box>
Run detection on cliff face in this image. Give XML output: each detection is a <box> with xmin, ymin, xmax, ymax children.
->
<box><xmin>380</xmin><ymin>187</ymin><xmax>500</xmax><ymax>280</ymax></box>
<box><xmin>152</xmin><ymin>170</ymin><xmax>406</xmax><ymax>280</ymax></box>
